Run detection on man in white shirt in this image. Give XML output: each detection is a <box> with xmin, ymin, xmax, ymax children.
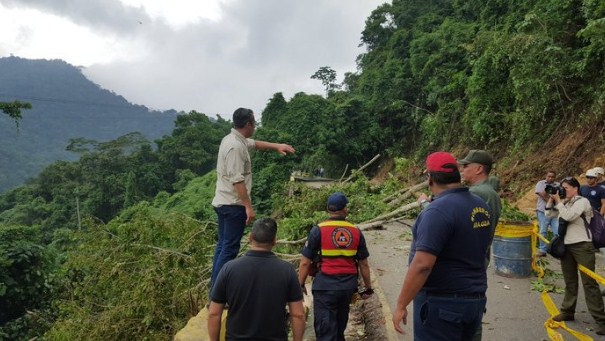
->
<box><xmin>210</xmin><ymin>107</ymin><xmax>295</xmax><ymax>289</ymax></box>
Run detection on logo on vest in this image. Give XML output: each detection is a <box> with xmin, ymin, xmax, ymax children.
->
<box><xmin>331</xmin><ymin>227</ymin><xmax>353</xmax><ymax>248</ymax></box>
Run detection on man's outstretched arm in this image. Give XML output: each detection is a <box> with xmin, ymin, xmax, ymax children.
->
<box><xmin>255</xmin><ymin>141</ymin><xmax>295</xmax><ymax>155</ymax></box>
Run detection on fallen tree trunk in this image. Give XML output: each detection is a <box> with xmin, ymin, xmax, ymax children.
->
<box><xmin>387</xmin><ymin>181</ymin><xmax>427</xmax><ymax>207</ymax></box>
<box><xmin>276</xmin><ymin>237</ymin><xmax>307</xmax><ymax>245</ymax></box>
<box><xmin>358</xmin><ymin>220</ymin><xmax>385</xmax><ymax>231</ymax></box>
<box><xmin>274</xmin><ymin>186</ymin><xmax>421</xmax><ymax>247</ymax></box>
<box><xmin>342</xmin><ymin>154</ymin><xmax>381</xmax><ymax>183</ymax></box>
<box><xmin>362</xmin><ymin>201</ymin><xmax>420</xmax><ymax>224</ymax></box>
<box><xmin>382</xmin><ymin>181</ymin><xmax>425</xmax><ymax>203</ymax></box>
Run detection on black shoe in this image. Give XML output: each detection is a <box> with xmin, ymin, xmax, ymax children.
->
<box><xmin>552</xmin><ymin>313</ymin><xmax>574</xmax><ymax>322</ymax></box>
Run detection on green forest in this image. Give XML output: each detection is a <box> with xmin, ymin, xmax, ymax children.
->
<box><xmin>2</xmin><ymin>0</ymin><xmax>605</xmax><ymax>340</ymax></box>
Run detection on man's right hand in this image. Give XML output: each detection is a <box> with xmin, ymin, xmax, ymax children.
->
<box><xmin>245</xmin><ymin>205</ymin><xmax>255</xmax><ymax>225</ymax></box>
<box><xmin>276</xmin><ymin>143</ymin><xmax>295</xmax><ymax>156</ymax></box>
<box><xmin>300</xmin><ymin>284</ymin><xmax>307</xmax><ymax>295</ymax></box>
<box><xmin>392</xmin><ymin>307</ymin><xmax>408</xmax><ymax>334</ymax></box>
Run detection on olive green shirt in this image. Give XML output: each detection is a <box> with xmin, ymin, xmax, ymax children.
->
<box><xmin>470</xmin><ymin>179</ymin><xmax>502</xmax><ymax>229</ymax></box>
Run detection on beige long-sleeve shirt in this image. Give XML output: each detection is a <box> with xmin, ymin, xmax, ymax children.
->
<box><xmin>551</xmin><ymin>196</ymin><xmax>593</xmax><ymax>245</ymax></box>
<box><xmin>211</xmin><ymin>128</ymin><xmax>256</xmax><ymax>207</ymax></box>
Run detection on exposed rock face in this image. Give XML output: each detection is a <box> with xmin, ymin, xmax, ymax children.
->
<box><xmin>174</xmin><ymin>288</ymin><xmax>313</xmax><ymax>341</ymax></box>
<box><xmin>173</xmin><ymin>308</ymin><xmax>225</xmax><ymax>341</ymax></box>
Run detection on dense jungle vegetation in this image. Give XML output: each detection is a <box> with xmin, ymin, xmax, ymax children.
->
<box><xmin>2</xmin><ymin>0</ymin><xmax>605</xmax><ymax>339</ymax></box>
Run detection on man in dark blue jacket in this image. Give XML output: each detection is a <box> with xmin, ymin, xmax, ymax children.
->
<box><xmin>392</xmin><ymin>151</ymin><xmax>494</xmax><ymax>340</ymax></box>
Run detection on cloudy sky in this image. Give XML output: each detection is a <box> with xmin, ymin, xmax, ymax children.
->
<box><xmin>0</xmin><ymin>0</ymin><xmax>387</xmax><ymax>118</ymax></box>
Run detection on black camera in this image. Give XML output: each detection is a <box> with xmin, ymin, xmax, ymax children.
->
<box><xmin>545</xmin><ymin>182</ymin><xmax>566</xmax><ymax>198</ymax></box>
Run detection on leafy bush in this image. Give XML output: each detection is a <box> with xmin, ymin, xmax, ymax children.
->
<box><xmin>45</xmin><ymin>208</ymin><xmax>216</xmax><ymax>341</ymax></box>
<box><xmin>160</xmin><ymin>171</ymin><xmax>217</xmax><ymax>221</ymax></box>
<box><xmin>499</xmin><ymin>200</ymin><xmax>532</xmax><ymax>222</ymax></box>
<box><xmin>0</xmin><ymin>225</ymin><xmax>56</xmax><ymax>340</ymax></box>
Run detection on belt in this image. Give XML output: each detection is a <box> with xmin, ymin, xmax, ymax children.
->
<box><xmin>425</xmin><ymin>292</ymin><xmax>485</xmax><ymax>299</ymax></box>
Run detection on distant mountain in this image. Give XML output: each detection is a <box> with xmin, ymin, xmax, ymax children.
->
<box><xmin>0</xmin><ymin>57</ymin><xmax>178</xmax><ymax>192</ymax></box>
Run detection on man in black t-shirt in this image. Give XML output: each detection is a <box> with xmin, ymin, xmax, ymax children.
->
<box><xmin>208</xmin><ymin>218</ymin><xmax>305</xmax><ymax>341</ymax></box>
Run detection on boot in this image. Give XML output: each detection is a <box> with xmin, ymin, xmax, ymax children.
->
<box><xmin>552</xmin><ymin>313</ymin><xmax>574</xmax><ymax>322</ymax></box>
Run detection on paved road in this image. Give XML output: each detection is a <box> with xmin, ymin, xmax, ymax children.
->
<box><xmin>365</xmin><ymin>221</ymin><xmax>605</xmax><ymax>341</ymax></box>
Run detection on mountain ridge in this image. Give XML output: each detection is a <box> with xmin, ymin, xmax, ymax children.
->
<box><xmin>0</xmin><ymin>56</ymin><xmax>179</xmax><ymax>192</ymax></box>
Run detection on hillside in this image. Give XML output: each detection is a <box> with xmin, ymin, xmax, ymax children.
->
<box><xmin>0</xmin><ymin>57</ymin><xmax>178</xmax><ymax>192</ymax></box>
<box><xmin>2</xmin><ymin>1</ymin><xmax>605</xmax><ymax>340</ymax></box>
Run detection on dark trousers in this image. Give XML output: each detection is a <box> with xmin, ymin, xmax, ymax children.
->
<box><xmin>210</xmin><ymin>205</ymin><xmax>246</xmax><ymax>289</ymax></box>
<box><xmin>560</xmin><ymin>241</ymin><xmax>605</xmax><ymax>326</ymax></box>
<box><xmin>413</xmin><ymin>291</ymin><xmax>486</xmax><ymax>341</ymax></box>
<box><xmin>312</xmin><ymin>289</ymin><xmax>356</xmax><ymax>341</ymax></box>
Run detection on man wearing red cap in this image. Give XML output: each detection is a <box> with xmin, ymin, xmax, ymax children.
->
<box><xmin>392</xmin><ymin>152</ymin><xmax>494</xmax><ymax>340</ymax></box>
<box><xmin>298</xmin><ymin>192</ymin><xmax>373</xmax><ymax>341</ymax></box>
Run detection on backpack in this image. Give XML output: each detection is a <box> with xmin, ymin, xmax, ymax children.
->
<box><xmin>581</xmin><ymin>209</ymin><xmax>605</xmax><ymax>249</ymax></box>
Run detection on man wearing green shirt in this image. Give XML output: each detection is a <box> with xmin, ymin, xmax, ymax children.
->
<box><xmin>458</xmin><ymin>149</ymin><xmax>502</xmax><ymax>231</ymax></box>
<box><xmin>458</xmin><ymin>149</ymin><xmax>502</xmax><ymax>341</ymax></box>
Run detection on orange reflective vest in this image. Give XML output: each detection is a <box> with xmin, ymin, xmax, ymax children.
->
<box><xmin>318</xmin><ymin>220</ymin><xmax>361</xmax><ymax>276</ymax></box>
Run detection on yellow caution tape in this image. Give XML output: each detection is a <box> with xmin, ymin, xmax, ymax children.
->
<box><xmin>541</xmin><ymin>291</ymin><xmax>593</xmax><ymax>341</ymax></box>
<box><xmin>525</xmin><ymin>220</ymin><xmax>605</xmax><ymax>340</ymax></box>
<box><xmin>533</xmin><ymin>257</ymin><xmax>545</xmax><ymax>279</ymax></box>
<box><xmin>527</xmin><ymin>222</ymin><xmax>545</xmax><ymax>279</ymax></box>
<box><xmin>578</xmin><ymin>264</ymin><xmax>605</xmax><ymax>286</ymax></box>
<box><xmin>478</xmin><ymin>220</ymin><xmax>603</xmax><ymax>339</ymax></box>
<box><xmin>494</xmin><ymin>222</ymin><xmax>534</xmax><ymax>238</ymax></box>
<box><xmin>535</xmin><ymin>231</ymin><xmax>550</xmax><ymax>245</ymax></box>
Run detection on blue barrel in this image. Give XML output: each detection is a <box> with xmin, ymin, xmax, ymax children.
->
<box><xmin>492</xmin><ymin>221</ymin><xmax>533</xmax><ymax>278</ymax></box>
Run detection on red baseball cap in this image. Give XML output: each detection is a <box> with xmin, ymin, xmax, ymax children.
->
<box><xmin>426</xmin><ymin>152</ymin><xmax>457</xmax><ymax>173</ymax></box>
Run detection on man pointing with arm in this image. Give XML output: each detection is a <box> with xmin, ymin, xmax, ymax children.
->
<box><xmin>210</xmin><ymin>107</ymin><xmax>295</xmax><ymax>289</ymax></box>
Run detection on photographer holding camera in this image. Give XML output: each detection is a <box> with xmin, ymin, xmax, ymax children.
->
<box><xmin>546</xmin><ymin>177</ymin><xmax>605</xmax><ymax>334</ymax></box>
<box><xmin>535</xmin><ymin>171</ymin><xmax>560</xmax><ymax>257</ymax></box>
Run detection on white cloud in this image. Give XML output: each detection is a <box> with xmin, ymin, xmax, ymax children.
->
<box><xmin>119</xmin><ymin>0</ymin><xmax>226</xmax><ymax>27</ymax></box>
<box><xmin>0</xmin><ymin>0</ymin><xmax>387</xmax><ymax>117</ymax></box>
<box><xmin>0</xmin><ymin>3</ymin><xmax>145</xmax><ymax>65</ymax></box>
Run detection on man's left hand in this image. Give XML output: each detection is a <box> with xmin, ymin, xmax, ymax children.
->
<box><xmin>549</xmin><ymin>193</ymin><xmax>561</xmax><ymax>204</ymax></box>
<box><xmin>359</xmin><ymin>288</ymin><xmax>374</xmax><ymax>299</ymax></box>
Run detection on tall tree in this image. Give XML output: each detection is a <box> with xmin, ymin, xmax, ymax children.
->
<box><xmin>311</xmin><ymin>66</ymin><xmax>341</xmax><ymax>96</ymax></box>
<box><xmin>0</xmin><ymin>100</ymin><xmax>31</xmax><ymax>126</ymax></box>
